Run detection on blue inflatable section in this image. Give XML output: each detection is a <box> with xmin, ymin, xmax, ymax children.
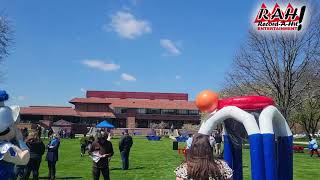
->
<box><xmin>277</xmin><ymin>136</ymin><xmax>293</xmax><ymax>180</ymax></box>
<box><xmin>262</xmin><ymin>134</ymin><xmax>276</xmax><ymax>180</ymax></box>
<box><xmin>248</xmin><ymin>134</ymin><xmax>265</xmax><ymax>180</ymax></box>
<box><xmin>233</xmin><ymin>144</ymin><xmax>243</xmax><ymax>180</ymax></box>
<box><xmin>223</xmin><ymin>135</ymin><xmax>233</xmax><ymax>169</ymax></box>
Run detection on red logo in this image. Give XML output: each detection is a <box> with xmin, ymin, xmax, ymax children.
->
<box><xmin>254</xmin><ymin>3</ymin><xmax>306</xmax><ymax>31</ymax></box>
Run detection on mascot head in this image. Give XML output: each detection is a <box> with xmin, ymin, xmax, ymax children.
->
<box><xmin>0</xmin><ymin>90</ymin><xmax>21</xmax><ymax>141</ymax></box>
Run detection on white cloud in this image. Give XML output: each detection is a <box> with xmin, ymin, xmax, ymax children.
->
<box><xmin>108</xmin><ymin>11</ymin><xmax>151</xmax><ymax>39</ymax></box>
<box><xmin>80</xmin><ymin>88</ymin><xmax>86</xmax><ymax>93</ymax></box>
<box><xmin>175</xmin><ymin>75</ymin><xmax>181</xmax><ymax>79</ymax></box>
<box><xmin>160</xmin><ymin>39</ymin><xmax>181</xmax><ymax>56</ymax></box>
<box><xmin>82</xmin><ymin>60</ymin><xmax>120</xmax><ymax>71</ymax></box>
<box><xmin>121</xmin><ymin>73</ymin><xmax>136</xmax><ymax>81</ymax></box>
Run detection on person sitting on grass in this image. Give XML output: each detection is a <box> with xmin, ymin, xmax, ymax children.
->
<box><xmin>308</xmin><ymin>135</ymin><xmax>320</xmax><ymax>157</ymax></box>
<box><xmin>175</xmin><ymin>133</ymin><xmax>233</xmax><ymax>180</ymax></box>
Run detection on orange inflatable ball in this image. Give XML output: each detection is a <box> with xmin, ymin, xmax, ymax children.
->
<box><xmin>195</xmin><ymin>90</ymin><xmax>219</xmax><ymax>112</ymax></box>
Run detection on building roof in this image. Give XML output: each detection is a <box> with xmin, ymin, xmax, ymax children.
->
<box><xmin>21</xmin><ymin>106</ymin><xmax>77</xmax><ymax>116</ymax></box>
<box><xmin>69</xmin><ymin>98</ymin><xmax>110</xmax><ymax>104</ymax></box>
<box><xmin>70</xmin><ymin>98</ymin><xmax>198</xmax><ymax>110</ymax></box>
<box><xmin>20</xmin><ymin>106</ymin><xmax>115</xmax><ymax>118</ymax></box>
<box><xmin>86</xmin><ymin>90</ymin><xmax>188</xmax><ymax>100</ymax></box>
<box><xmin>77</xmin><ymin>111</ymin><xmax>115</xmax><ymax>118</ymax></box>
<box><xmin>53</xmin><ymin>119</ymin><xmax>73</xmax><ymax>126</ymax></box>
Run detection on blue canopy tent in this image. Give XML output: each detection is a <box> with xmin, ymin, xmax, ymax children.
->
<box><xmin>96</xmin><ymin>120</ymin><xmax>115</xmax><ymax>128</ymax></box>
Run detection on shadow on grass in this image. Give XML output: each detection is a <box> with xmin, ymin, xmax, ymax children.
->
<box><xmin>39</xmin><ymin>177</ymin><xmax>82</xmax><ymax>179</ymax></box>
<box><xmin>110</xmin><ymin>166</ymin><xmax>145</xmax><ymax>171</ymax></box>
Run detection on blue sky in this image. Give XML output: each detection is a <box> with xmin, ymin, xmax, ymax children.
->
<box><xmin>1</xmin><ymin>0</ymin><xmax>257</xmax><ymax>106</ymax></box>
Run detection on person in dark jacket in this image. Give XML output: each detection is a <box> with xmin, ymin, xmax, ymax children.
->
<box><xmin>80</xmin><ymin>134</ymin><xmax>88</xmax><ymax>157</ymax></box>
<box><xmin>36</xmin><ymin>125</ymin><xmax>42</xmax><ymax>139</ymax></box>
<box><xmin>46</xmin><ymin>134</ymin><xmax>60</xmax><ymax>180</ymax></box>
<box><xmin>89</xmin><ymin>132</ymin><xmax>113</xmax><ymax>180</ymax></box>
<box><xmin>119</xmin><ymin>129</ymin><xmax>133</xmax><ymax>170</ymax></box>
<box><xmin>22</xmin><ymin>131</ymin><xmax>45</xmax><ymax>180</ymax></box>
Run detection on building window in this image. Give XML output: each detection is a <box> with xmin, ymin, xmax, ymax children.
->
<box><xmin>137</xmin><ymin>108</ymin><xmax>146</xmax><ymax>114</ymax></box>
<box><xmin>137</xmin><ymin>119</ymin><xmax>149</xmax><ymax>128</ymax></box>
<box><xmin>115</xmin><ymin>108</ymin><xmax>127</xmax><ymax>114</ymax></box>
<box><xmin>177</xmin><ymin>109</ymin><xmax>188</xmax><ymax>115</ymax></box>
<box><xmin>146</xmin><ymin>109</ymin><xmax>161</xmax><ymax>114</ymax></box>
<box><xmin>161</xmin><ymin>109</ymin><xmax>176</xmax><ymax>115</ymax></box>
<box><xmin>188</xmin><ymin>110</ymin><xmax>199</xmax><ymax>115</ymax></box>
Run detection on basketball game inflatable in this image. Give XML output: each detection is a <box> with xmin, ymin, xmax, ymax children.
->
<box><xmin>196</xmin><ymin>90</ymin><xmax>293</xmax><ymax>180</ymax></box>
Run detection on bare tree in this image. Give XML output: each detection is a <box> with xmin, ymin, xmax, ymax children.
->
<box><xmin>181</xmin><ymin>124</ymin><xmax>200</xmax><ymax>134</ymax></box>
<box><xmin>0</xmin><ymin>14</ymin><xmax>12</xmax><ymax>81</ymax></box>
<box><xmin>293</xmin><ymin>61</ymin><xmax>320</xmax><ymax>135</ymax></box>
<box><xmin>223</xmin><ymin>5</ymin><xmax>320</xmax><ymax>122</ymax></box>
<box><xmin>150</xmin><ymin>121</ymin><xmax>168</xmax><ymax>135</ymax></box>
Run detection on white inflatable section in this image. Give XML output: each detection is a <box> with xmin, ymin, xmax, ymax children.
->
<box><xmin>259</xmin><ymin>105</ymin><xmax>292</xmax><ymax>136</ymax></box>
<box><xmin>198</xmin><ymin>106</ymin><xmax>260</xmax><ymax>135</ymax></box>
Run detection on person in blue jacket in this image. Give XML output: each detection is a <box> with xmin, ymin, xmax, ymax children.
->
<box><xmin>46</xmin><ymin>134</ymin><xmax>60</xmax><ymax>180</ymax></box>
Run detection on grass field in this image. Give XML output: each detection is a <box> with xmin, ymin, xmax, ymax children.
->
<box><xmin>36</xmin><ymin>137</ymin><xmax>320</xmax><ymax>180</ymax></box>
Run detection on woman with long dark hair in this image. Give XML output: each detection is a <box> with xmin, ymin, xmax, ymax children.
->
<box><xmin>22</xmin><ymin>131</ymin><xmax>45</xmax><ymax>180</ymax></box>
<box><xmin>175</xmin><ymin>133</ymin><xmax>233</xmax><ymax>180</ymax></box>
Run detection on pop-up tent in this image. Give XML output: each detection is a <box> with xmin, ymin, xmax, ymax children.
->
<box><xmin>96</xmin><ymin>120</ymin><xmax>115</xmax><ymax>128</ymax></box>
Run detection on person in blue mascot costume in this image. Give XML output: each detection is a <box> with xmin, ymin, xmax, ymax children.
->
<box><xmin>0</xmin><ymin>90</ymin><xmax>30</xmax><ymax>180</ymax></box>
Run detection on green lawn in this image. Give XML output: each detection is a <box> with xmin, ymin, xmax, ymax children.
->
<box><xmin>36</xmin><ymin>137</ymin><xmax>320</xmax><ymax>180</ymax></box>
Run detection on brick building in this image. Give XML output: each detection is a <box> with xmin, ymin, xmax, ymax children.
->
<box><xmin>20</xmin><ymin>91</ymin><xmax>200</xmax><ymax>129</ymax></box>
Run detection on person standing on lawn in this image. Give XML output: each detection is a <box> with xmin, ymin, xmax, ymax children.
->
<box><xmin>80</xmin><ymin>134</ymin><xmax>88</xmax><ymax>157</ymax></box>
<box><xmin>46</xmin><ymin>134</ymin><xmax>60</xmax><ymax>180</ymax></box>
<box><xmin>119</xmin><ymin>129</ymin><xmax>133</xmax><ymax>170</ymax></box>
<box><xmin>22</xmin><ymin>131</ymin><xmax>45</xmax><ymax>180</ymax></box>
<box><xmin>89</xmin><ymin>132</ymin><xmax>114</xmax><ymax>180</ymax></box>
<box><xmin>214</xmin><ymin>130</ymin><xmax>222</xmax><ymax>155</ymax></box>
<box><xmin>308</xmin><ymin>135</ymin><xmax>320</xmax><ymax>157</ymax></box>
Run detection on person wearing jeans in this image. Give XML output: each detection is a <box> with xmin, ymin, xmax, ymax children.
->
<box><xmin>119</xmin><ymin>130</ymin><xmax>133</xmax><ymax>170</ymax></box>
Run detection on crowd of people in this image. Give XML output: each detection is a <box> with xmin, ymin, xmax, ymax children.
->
<box><xmin>14</xmin><ymin>127</ymin><xmax>134</xmax><ymax>180</ymax></box>
<box><xmin>13</xmin><ymin>129</ymin><xmax>60</xmax><ymax>180</ymax></box>
<box><xmin>15</xmin><ymin>125</ymin><xmax>320</xmax><ymax>180</ymax></box>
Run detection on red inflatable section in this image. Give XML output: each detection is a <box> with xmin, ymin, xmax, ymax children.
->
<box><xmin>217</xmin><ymin>96</ymin><xmax>275</xmax><ymax>111</ymax></box>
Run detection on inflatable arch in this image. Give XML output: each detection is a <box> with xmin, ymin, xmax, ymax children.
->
<box><xmin>196</xmin><ymin>92</ymin><xmax>293</xmax><ymax>180</ymax></box>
